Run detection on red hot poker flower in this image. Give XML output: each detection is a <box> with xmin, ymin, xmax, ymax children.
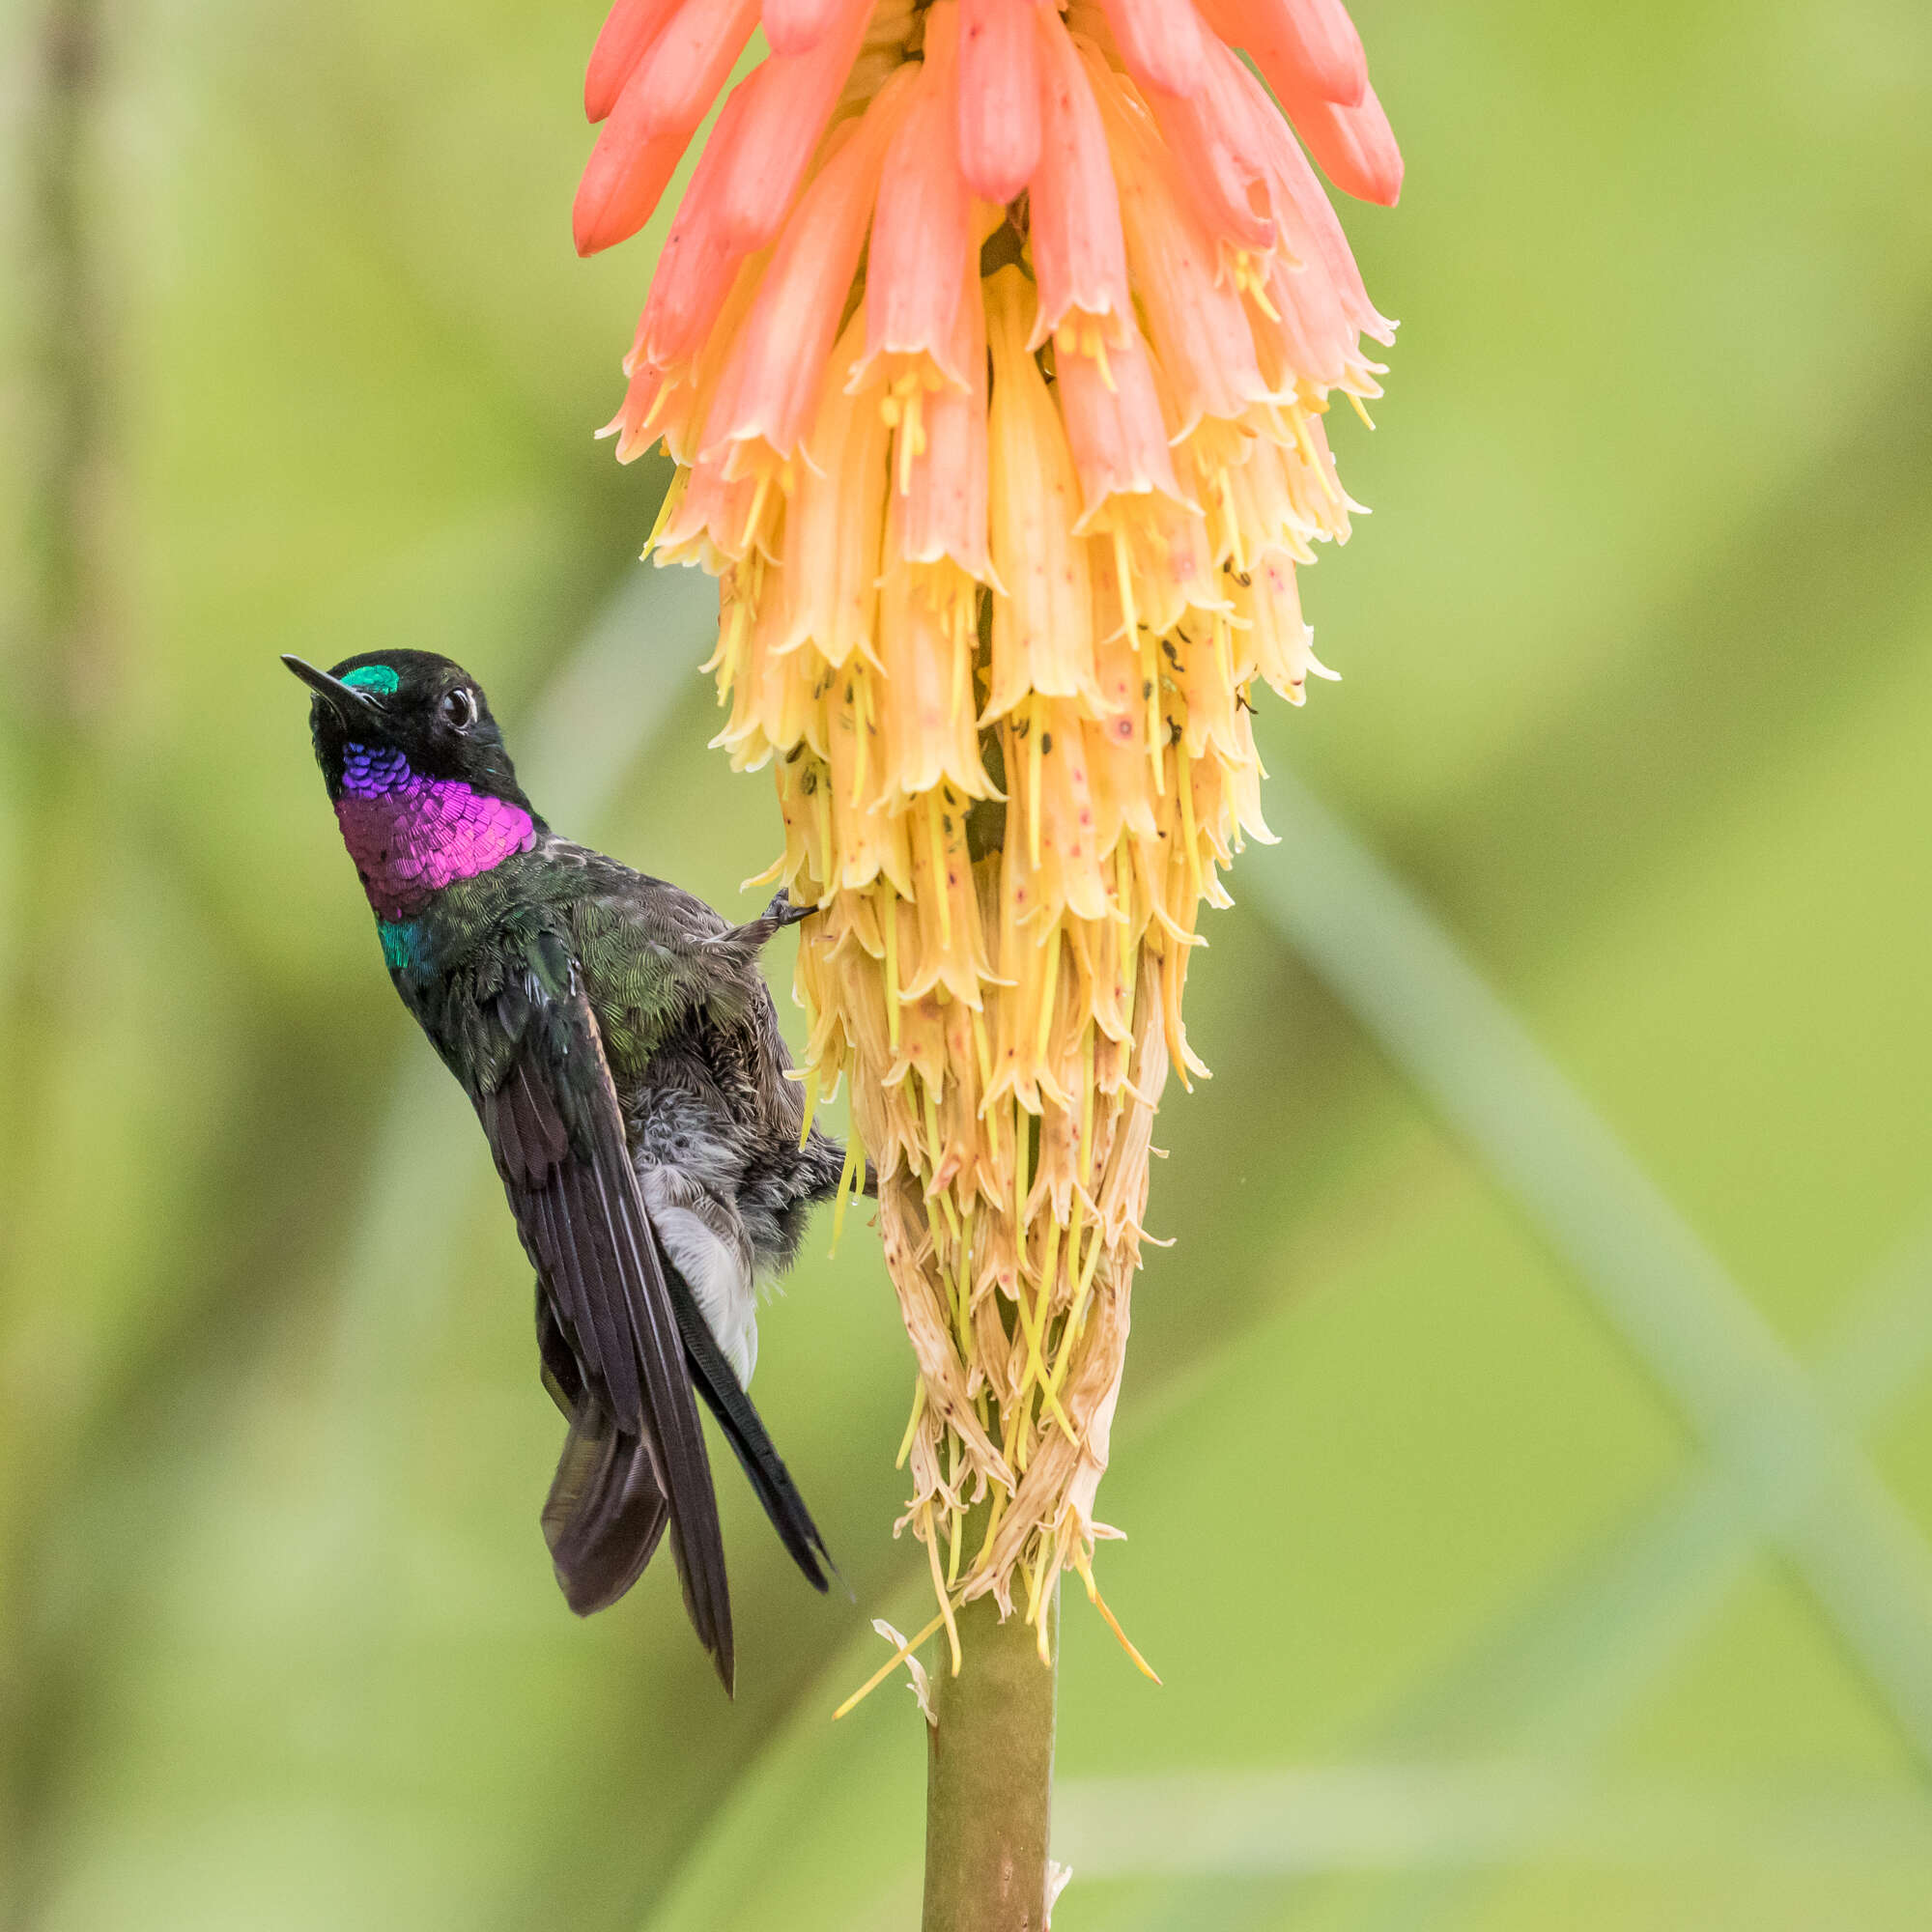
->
<box><xmin>578</xmin><ymin>0</ymin><xmax>1399</xmax><ymax>1667</ymax></box>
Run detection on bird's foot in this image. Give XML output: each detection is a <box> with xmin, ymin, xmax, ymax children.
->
<box><xmin>762</xmin><ymin>890</ymin><xmax>813</xmax><ymax>932</ymax></box>
<box><xmin>714</xmin><ymin>890</ymin><xmax>815</xmax><ymax>954</ymax></box>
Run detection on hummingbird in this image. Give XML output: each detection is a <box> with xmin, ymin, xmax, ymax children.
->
<box><xmin>285</xmin><ymin>646</ymin><xmax>848</xmax><ymax>1691</ymax></box>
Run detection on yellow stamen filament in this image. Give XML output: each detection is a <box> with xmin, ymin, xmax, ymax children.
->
<box><xmin>829</xmin><ymin>1129</ymin><xmax>862</xmax><ymax>1256</ymax></box>
<box><xmin>831</xmin><ymin>1615</ymin><xmax>951</xmax><ymax>1723</ymax></box>
<box><xmin>1045</xmin><ymin>1216</ymin><xmax>1107</xmax><ymax>1403</ymax></box>
<box><xmin>641</xmin><ymin>470</ymin><xmax>689</xmax><ymax>557</ymax></box>
<box><xmin>1025</xmin><ymin>1541</ymin><xmax>1046</xmax><ymax>1622</ymax></box>
<box><xmin>1177</xmin><ymin>735</ymin><xmax>1204</xmax><ymax>910</ymax></box>
<box><xmin>1289</xmin><ymin>407</ymin><xmax>1320</xmax><ymax>471</ymax></box>
<box><xmin>1349</xmin><ymin>392</ymin><xmax>1377</xmax><ymax>430</ymax></box>
<box><xmin>895</xmin><ymin>1378</ymin><xmax>926</xmax><ymax>1470</ymax></box>
<box><xmin>1144</xmin><ymin>627</ymin><xmax>1165</xmax><ymax>795</ymax></box>
<box><xmin>1025</xmin><ymin>1544</ymin><xmax>1054</xmax><ymax>1663</ymax></box>
<box><xmin>1233</xmin><ymin>250</ymin><xmax>1280</xmax><ymax>322</ymax></box>
<box><xmin>923</xmin><ymin>1503</ymin><xmax>963</xmax><ymax>1674</ymax></box>
<box><xmin>740</xmin><ymin>469</ymin><xmax>772</xmax><ymax>552</ymax></box>
<box><xmin>709</xmin><ymin>601</ymin><xmax>749</xmax><ymax>701</ymax></box>
<box><xmin>980</xmin><ymin>1476</ymin><xmax>1009</xmax><ymax>1561</ymax></box>
<box><xmin>881</xmin><ymin>883</ymin><xmax>901</xmax><ymax>1048</ymax></box>
<box><xmin>1078</xmin><ymin>1029</ymin><xmax>1095</xmax><ymax>1182</ymax></box>
<box><xmin>945</xmin><ymin>1435</ymin><xmax>964</xmax><ymax>1586</ymax></box>
<box><xmin>811</xmin><ymin>765</ymin><xmax>833</xmax><ymax>889</ymax></box>
<box><xmin>1217</xmin><ymin>467</ymin><xmax>1245</xmax><ymax>574</ymax></box>
<box><xmin>1082</xmin><ymin>320</ymin><xmax>1117</xmax><ymax>393</ymax></box>
<box><xmin>1027</xmin><ymin>705</ymin><xmax>1043</xmax><ymax>870</ymax></box>
<box><xmin>1026</xmin><ymin>1223</ymin><xmax>1078</xmax><ymax>1443</ymax></box>
<box><xmin>1035</xmin><ymin>923</ymin><xmax>1062</xmax><ymax>1064</ymax></box>
<box><xmin>950</xmin><ymin>600</ymin><xmax>972</xmax><ymax>727</ymax></box>
<box><xmin>927</xmin><ymin>789</ymin><xmax>953</xmax><ymax>952</ymax></box>
<box><xmin>952</xmin><ymin>1214</ymin><xmax>974</xmax><ymax>1351</ymax></box>
<box><xmin>923</xmin><ymin>1080</ymin><xmax>949</xmax><ymax>1205</ymax></box>
<box><xmin>797</xmin><ymin>1066</ymin><xmax>821</xmax><ymax>1149</ymax></box>
<box><xmin>1290</xmin><ymin>406</ymin><xmax>1346</xmax><ymax>506</ymax></box>
<box><xmin>899</xmin><ymin>384</ymin><xmax>926</xmax><ymax>495</ymax></box>
<box><xmin>932</xmin><ymin>1182</ymin><xmax>960</xmax><ymax>1245</ymax></box>
<box><xmin>638</xmin><ymin>379</ymin><xmax>673</xmax><ymax>439</ymax></box>
<box><xmin>1111</xmin><ymin>526</ymin><xmax>1138</xmax><ymax>643</ymax></box>
<box><xmin>849</xmin><ymin>668</ymin><xmax>870</xmax><ymax>808</ymax></box>
<box><xmin>1074</xmin><ymin>1544</ymin><xmax>1162</xmax><ymax>1684</ymax></box>
<box><xmin>1025</xmin><ymin>1218</ymin><xmax>1058</xmax><ymax>1383</ymax></box>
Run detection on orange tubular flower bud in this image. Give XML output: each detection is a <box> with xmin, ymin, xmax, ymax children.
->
<box><xmin>626</xmin><ymin>0</ymin><xmax>760</xmax><ymax>145</ymax></box>
<box><xmin>711</xmin><ymin>0</ymin><xmax>875</xmax><ymax>253</ymax></box>
<box><xmin>584</xmin><ymin>0</ymin><xmax>682</xmax><ymax>122</ymax></box>
<box><xmin>575</xmin><ymin>0</ymin><xmax>766</xmax><ymax>255</ymax></box>
<box><xmin>956</xmin><ymin>0</ymin><xmax>1042</xmax><ymax>203</ymax></box>
<box><xmin>626</xmin><ymin>88</ymin><xmax>761</xmax><ymax>374</ymax></box>
<box><xmin>1273</xmin><ymin>78</ymin><xmax>1404</xmax><ymax>206</ymax></box>
<box><xmin>702</xmin><ymin>69</ymin><xmax>918</xmax><ymax>482</ymax></box>
<box><xmin>861</xmin><ymin>20</ymin><xmax>975</xmax><ymax>394</ymax></box>
<box><xmin>1027</xmin><ymin>9</ymin><xmax>1132</xmax><ymax>350</ymax></box>
<box><xmin>763</xmin><ymin>0</ymin><xmax>856</xmax><ymax>55</ymax></box>
<box><xmin>574</xmin><ymin>117</ymin><xmax>687</xmax><ymax>260</ymax></box>
<box><xmin>1196</xmin><ymin>0</ymin><xmax>1367</xmax><ymax>107</ymax></box>
<box><xmin>1095</xmin><ymin>82</ymin><xmax>1272</xmax><ymax>432</ymax></box>
<box><xmin>1094</xmin><ymin>0</ymin><xmax>1206</xmax><ymax>98</ymax></box>
<box><xmin>580</xmin><ymin>0</ymin><xmax>1401</xmax><ymax>1668</ymax></box>
<box><xmin>1141</xmin><ymin>28</ymin><xmax>1276</xmax><ymax>249</ymax></box>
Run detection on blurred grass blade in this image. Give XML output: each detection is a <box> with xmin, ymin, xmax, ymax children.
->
<box><xmin>1245</xmin><ymin>768</ymin><xmax>1932</xmax><ymax>1768</ymax></box>
<box><xmin>1053</xmin><ymin>1764</ymin><xmax>1932</xmax><ymax>1878</ymax></box>
<box><xmin>1814</xmin><ymin>1213</ymin><xmax>1932</xmax><ymax>1430</ymax></box>
<box><xmin>1384</xmin><ymin>1212</ymin><xmax>1932</xmax><ymax>1760</ymax></box>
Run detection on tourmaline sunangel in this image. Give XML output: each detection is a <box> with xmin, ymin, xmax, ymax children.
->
<box><xmin>286</xmin><ymin>646</ymin><xmax>850</xmax><ymax>1691</ymax></box>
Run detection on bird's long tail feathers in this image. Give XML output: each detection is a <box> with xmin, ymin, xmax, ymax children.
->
<box><xmin>667</xmin><ymin>1274</ymin><xmax>836</xmax><ymax>1594</ymax></box>
<box><xmin>534</xmin><ymin>1215</ymin><xmax>833</xmax><ymax>1617</ymax></box>
<box><xmin>541</xmin><ymin>1398</ymin><xmax>670</xmax><ymax>1617</ymax></box>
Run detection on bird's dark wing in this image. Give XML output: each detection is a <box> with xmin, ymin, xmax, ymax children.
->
<box><xmin>466</xmin><ymin>923</ymin><xmax>733</xmax><ymax>1689</ymax></box>
<box><xmin>662</xmin><ymin>1269</ymin><xmax>834</xmax><ymax>1594</ymax></box>
<box><xmin>534</xmin><ymin>1289</ymin><xmax>669</xmax><ymax>1616</ymax></box>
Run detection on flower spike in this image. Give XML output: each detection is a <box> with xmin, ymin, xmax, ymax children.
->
<box><xmin>578</xmin><ymin>0</ymin><xmax>1400</xmax><ymax>1654</ymax></box>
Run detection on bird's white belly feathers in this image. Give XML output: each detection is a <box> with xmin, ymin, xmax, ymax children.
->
<box><xmin>637</xmin><ymin>1167</ymin><xmax>759</xmax><ymax>1384</ymax></box>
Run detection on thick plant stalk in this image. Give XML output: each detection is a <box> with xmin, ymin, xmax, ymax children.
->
<box><xmin>924</xmin><ymin>1585</ymin><xmax>1059</xmax><ymax>1932</ymax></box>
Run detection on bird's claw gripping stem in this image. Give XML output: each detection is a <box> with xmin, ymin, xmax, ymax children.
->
<box><xmin>762</xmin><ymin>890</ymin><xmax>813</xmax><ymax>932</ymax></box>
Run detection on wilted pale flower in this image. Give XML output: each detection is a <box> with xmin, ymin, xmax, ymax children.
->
<box><xmin>579</xmin><ymin>0</ymin><xmax>1397</xmax><ymax>1673</ymax></box>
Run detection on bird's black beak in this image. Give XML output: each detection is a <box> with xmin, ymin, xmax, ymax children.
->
<box><xmin>282</xmin><ymin>654</ymin><xmax>383</xmax><ymax>722</ymax></box>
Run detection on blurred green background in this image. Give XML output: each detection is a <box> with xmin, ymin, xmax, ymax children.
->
<box><xmin>5</xmin><ymin>0</ymin><xmax>1932</xmax><ymax>1926</ymax></box>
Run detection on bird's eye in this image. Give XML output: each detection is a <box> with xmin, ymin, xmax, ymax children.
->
<box><xmin>440</xmin><ymin>687</ymin><xmax>477</xmax><ymax>731</ymax></box>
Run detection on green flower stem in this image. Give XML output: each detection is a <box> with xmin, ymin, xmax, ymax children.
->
<box><xmin>923</xmin><ymin>1577</ymin><xmax>1060</xmax><ymax>1932</ymax></box>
